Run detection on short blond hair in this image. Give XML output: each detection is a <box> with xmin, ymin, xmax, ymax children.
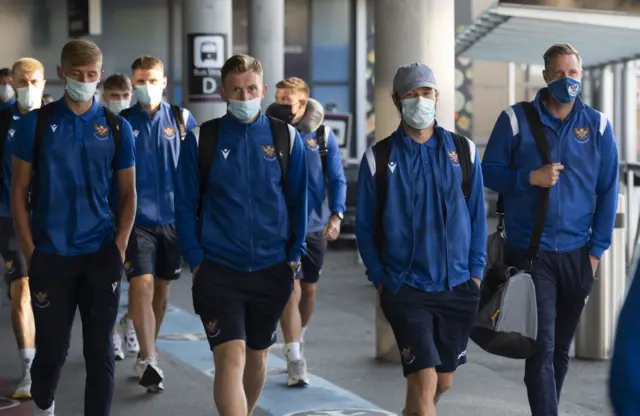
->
<box><xmin>12</xmin><ymin>57</ymin><xmax>44</xmax><ymax>77</ymax></box>
<box><xmin>543</xmin><ymin>43</ymin><xmax>582</xmax><ymax>69</ymax></box>
<box><xmin>61</xmin><ymin>39</ymin><xmax>102</xmax><ymax>67</ymax></box>
<box><xmin>275</xmin><ymin>77</ymin><xmax>309</xmax><ymax>97</ymax></box>
<box><xmin>131</xmin><ymin>55</ymin><xmax>164</xmax><ymax>72</ymax></box>
<box><xmin>221</xmin><ymin>54</ymin><xmax>263</xmax><ymax>83</ymax></box>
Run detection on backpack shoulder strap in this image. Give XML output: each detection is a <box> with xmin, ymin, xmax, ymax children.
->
<box><xmin>373</xmin><ymin>137</ymin><xmax>392</xmax><ymax>250</ymax></box>
<box><xmin>171</xmin><ymin>104</ymin><xmax>187</xmax><ymax>139</ymax></box>
<box><xmin>450</xmin><ymin>131</ymin><xmax>472</xmax><ymax>199</ymax></box>
<box><xmin>33</xmin><ymin>103</ymin><xmax>57</xmax><ymax>170</ymax></box>
<box><xmin>268</xmin><ymin>116</ymin><xmax>293</xmax><ymax>186</ymax></box>
<box><xmin>317</xmin><ymin>124</ymin><xmax>329</xmax><ymax>176</ymax></box>
<box><xmin>119</xmin><ymin>107</ymin><xmax>132</xmax><ymax>120</ymax></box>
<box><xmin>518</xmin><ymin>100</ymin><xmax>552</xmax><ymax>259</ymax></box>
<box><xmin>197</xmin><ymin>118</ymin><xmax>220</xmax><ymax>199</ymax></box>
<box><xmin>103</xmin><ymin>108</ymin><xmax>122</xmax><ymax>171</ymax></box>
<box><xmin>0</xmin><ymin>107</ymin><xmax>13</xmax><ymax>153</ymax></box>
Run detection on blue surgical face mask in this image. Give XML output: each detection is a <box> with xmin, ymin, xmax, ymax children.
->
<box><xmin>228</xmin><ymin>98</ymin><xmax>262</xmax><ymax>122</ymax></box>
<box><xmin>107</xmin><ymin>99</ymin><xmax>130</xmax><ymax>114</ymax></box>
<box><xmin>65</xmin><ymin>77</ymin><xmax>98</xmax><ymax>103</ymax></box>
<box><xmin>547</xmin><ymin>77</ymin><xmax>581</xmax><ymax>104</ymax></box>
<box><xmin>135</xmin><ymin>85</ymin><xmax>163</xmax><ymax>107</ymax></box>
<box><xmin>401</xmin><ymin>96</ymin><xmax>436</xmax><ymax>130</ymax></box>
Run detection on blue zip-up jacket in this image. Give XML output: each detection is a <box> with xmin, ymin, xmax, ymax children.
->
<box><xmin>610</xmin><ymin>259</ymin><xmax>640</xmax><ymax>415</ymax></box>
<box><xmin>0</xmin><ymin>103</ymin><xmax>23</xmax><ymax>218</ymax></box>
<box><xmin>0</xmin><ymin>97</ymin><xmax>15</xmax><ymax>111</ymax></box>
<box><xmin>13</xmin><ymin>98</ymin><xmax>136</xmax><ymax>256</ymax></box>
<box><xmin>355</xmin><ymin>125</ymin><xmax>487</xmax><ymax>293</ymax></box>
<box><xmin>175</xmin><ymin>113</ymin><xmax>308</xmax><ymax>272</ymax></box>
<box><xmin>482</xmin><ymin>89</ymin><xmax>619</xmax><ymax>259</ymax></box>
<box><xmin>118</xmin><ymin>102</ymin><xmax>197</xmax><ymax>226</ymax></box>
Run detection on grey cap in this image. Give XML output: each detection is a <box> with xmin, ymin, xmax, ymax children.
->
<box><xmin>392</xmin><ymin>62</ymin><xmax>437</xmax><ymax>97</ymax></box>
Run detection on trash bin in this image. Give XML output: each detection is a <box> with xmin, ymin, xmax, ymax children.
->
<box><xmin>574</xmin><ymin>193</ymin><xmax>626</xmax><ymax>360</ymax></box>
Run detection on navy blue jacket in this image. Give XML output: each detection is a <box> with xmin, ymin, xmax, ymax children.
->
<box><xmin>175</xmin><ymin>113</ymin><xmax>308</xmax><ymax>272</ymax></box>
<box><xmin>0</xmin><ymin>103</ymin><xmax>23</xmax><ymax>218</ymax></box>
<box><xmin>482</xmin><ymin>89</ymin><xmax>619</xmax><ymax>259</ymax></box>
<box><xmin>356</xmin><ymin>125</ymin><xmax>487</xmax><ymax>293</ymax></box>
<box><xmin>13</xmin><ymin>98</ymin><xmax>136</xmax><ymax>256</ymax></box>
<box><xmin>120</xmin><ymin>102</ymin><xmax>197</xmax><ymax>227</ymax></box>
<box><xmin>0</xmin><ymin>97</ymin><xmax>15</xmax><ymax>111</ymax></box>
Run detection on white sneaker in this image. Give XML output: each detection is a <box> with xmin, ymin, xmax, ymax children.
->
<box><xmin>34</xmin><ymin>401</ymin><xmax>54</xmax><ymax>415</ymax></box>
<box><xmin>286</xmin><ymin>358</ymin><xmax>309</xmax><ymax>387</ymax></box>
<box><xmin>113</xmin><ymin>332</ymin><xmax>125</xmax><ymax>361</ymax></box>
<box><xmin>135</xmin><ymin>356</ymin><xmax>164</xmax><ymax>390</ymax></box>
<box><xmin>120</xmin><ymin>317</ymin><xmax>139</xmax><ymax>354</ymax></box>
<box><xmin>147</xmin><ymin>381</ymin><xmax>165</xmax><ymax>393</ymax></box>
<box><xmin>12</xmin><ymin>374</ymin><xmax>32</xmax><ymax>399</ymax></box>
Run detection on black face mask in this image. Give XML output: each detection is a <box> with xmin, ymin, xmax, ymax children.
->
<box><xmin>269</xmin><ymin>103</ymin><xmax>296</xmax><ymax>124</ymax></box>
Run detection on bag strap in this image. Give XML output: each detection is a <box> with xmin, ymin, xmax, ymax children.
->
<box><xmin>268</xmin><ymin>116</ymin><xmax>291</xmax><ymax>189</ymax></box>
<box><xmin>170</xmin><ymin>104</ymin><xmax>187</xmax><ymax>139</ymax></box>
<box><xmin>373</xmin><ymin>137</ymin><xmax>392</xmax><ymax>251</ymax></box>
<box><xmin>103</xmin><ymin>108</ymin><xmax>122</xmax><ymax>172</ymax></box>
<box><xmin>198</xmin><ymin>118</ymin><xmax>219</xmax><ymax>201</ymax></box>
<box><xmin>317</xmin><ymin>124</ymin><xmax>329</xmax><ymax>181</ymax></box>
<box><xmin>33</xmin><ymin>103</ymin><xmax>56</xmax><ymax>171</ymax></box>
<box><xmin>0</xmin><ymin>108</ymin><xmax>13</xmax><ymax>177</ymax></box>
<box><xmin>520</xmin><ymin>101</ymin><xmax>552</xmax><ymax>260</ymax></box>
<box><xmin>450</xmin><ymin>131</ymin><xmax>472</xmax><ymax>199</ymax></box>
<box><xmin>119</xmin><ymin>107</ymin><xmax>132</xmax><ymax>119</ymax></box>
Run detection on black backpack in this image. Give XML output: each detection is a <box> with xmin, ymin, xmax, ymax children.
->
<box><xmin>317</xmin><ymin>124</ymin><xmax>329</xmax><ymax>181</ymax></box>
<box><xmin>0</xmin><ymin>107</ymin><xmax>14</xmax><ymax>180</ymax></box>
<box><xmin>372</xmin><ymin>130</ymin><xmax>472</xmax><ymax>249</ymax></box>
<box><xmin>121</xmin><ymin>104</ymin><xmax>186</xmax><ymax>140</ymax></box>
<box><xmin>30</xmin><ymin>105</ymin><xmax>122</xmax><ymax>208</ymax></box>
<box><xmin>196</xmin><ymin>116</ymin><xmax>292</xmax><ymax>204</ymax></box>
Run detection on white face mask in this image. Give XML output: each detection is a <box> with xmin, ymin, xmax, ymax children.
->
<box><xmin>107</xmin><ymin>99</ymin><xmax>130</xmax><ymax>114</ymax></box>
<box><xmin>17</xmin><ymin>85</ymin><xmax>42</xmax><ymax>111</ymax></box>
<box><xmin>401</xmin><ymin>96</ymin><xmax>437</xmax><ymax>130</ymax></box>
<box><xmin>135</xmin><ymin>85</ymin><xmax>164</xmax><ymax>107</ymax></box>
<box><xmin>0</xmin><ymin>84</ymin><xmax>14</xmax><ymax>102</ymax></box>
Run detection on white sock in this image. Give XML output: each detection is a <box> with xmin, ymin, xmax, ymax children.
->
<box><xmin>301</xmin><ymin>326</ymin><xmax>308</xmax><ymax>343</ymax></box>
<box><xmin>126</xmin><ymin>318</ymin><xmax>135</xmax><ymax>331</ymax></box>
<box><xmin>286</xmin><ymin>342</ymin><xmax>301</xmax><ymax>361</ymax></box>
<box><xmin>20</xmin><ymin>348</ymin><xmax>35</xmax><ymax>373</ymax></box>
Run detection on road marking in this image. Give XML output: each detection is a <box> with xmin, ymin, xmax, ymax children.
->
<box><xmin>118</xmin><ymin>282</ymin><xmax>394</xmax><ymax>415</ymax></box>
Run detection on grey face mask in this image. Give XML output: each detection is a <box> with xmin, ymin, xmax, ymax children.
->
<box><xmin>0</xmin><ymin>84</ymin><xmax>15</xmax><ymax>102</ymax></box>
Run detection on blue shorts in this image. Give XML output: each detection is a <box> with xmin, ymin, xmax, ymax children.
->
<box><xmin>380</xmin><ymin>280</ymin><xmax>480</xmax><ymax>376</ymax></box>
<box><xmin>192</xmin><ymin>259</ymin><xmax>294</xmax><ymax>351</ymax></box>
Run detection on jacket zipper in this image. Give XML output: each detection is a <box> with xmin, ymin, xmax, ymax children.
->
<box><xmin>439</xmin><ymin>144</ymin><xmax>451</xmax><ymax>290</ymax></box>
<box><xmin>556</xmin><ymin>129</ymin><xmax>562</xmax><ymax>251</ymax></box>
<box><xmin>246</xmin><ymin>127</ymin><xmax>254</xmax><ymax>271</ymax></box>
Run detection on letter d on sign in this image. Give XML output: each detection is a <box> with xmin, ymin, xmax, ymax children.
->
<box><xmin>203</xmin><ymin>77</ymin><xmax>217</xmax><ymax>94</ymax></box>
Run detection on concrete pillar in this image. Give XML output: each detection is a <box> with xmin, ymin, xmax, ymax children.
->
<box><xmin>374</xmin><ymin>0</ymin><xmax>456</xmax><ymax>144</ymax></box>
<box><xmin>581</xmin><ymin>69</ymin><xmax>592</xmax><ymax>107</ymax></box>
<box><xmin>622</xmin><ymin>60</ymin><xmax>638</xmax><ymax>263</ymax></box>
<box><xmin>248</xmin><ymin>0</ymin><xmax>285</xmax><ymax>111</ymax></box>
<box><xmin>182</xmin><ymin>0</ymin><xmax>232</xmax><ymax>122</ymax></box>
<box><xmin>372</xmin><ymin>0</ymin><xmax>454</xmax><ymax>362</ymax></box>
<box><xmin>614</xmin><ymin>63</ymin><xmax>624</xmax><ymax>141</ymax></box>
<box><xmin>507</xmin><ymin>62</ymin><xmax>517</xmax><ymax>105</ymax></box>
<box><xmin>354</xmin><ymin>0</ymin><xmax>368</xmax><ymax>161</ymax></box>
<box><xmin>601</xmin><ymin>65</ymin><xmax>615</xmax><ymax>126</ymax></box>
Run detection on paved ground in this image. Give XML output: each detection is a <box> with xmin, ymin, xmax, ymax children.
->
<box><xmin>0</xmin><ymin>225</ymin><xmax>615</xmax><ymax>415</ymax></box>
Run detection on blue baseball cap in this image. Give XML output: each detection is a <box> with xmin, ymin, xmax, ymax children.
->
<box><xmin>393</xmin><ymin>62</ymin><xmax>437</xmax><ymax>97</ymax></box>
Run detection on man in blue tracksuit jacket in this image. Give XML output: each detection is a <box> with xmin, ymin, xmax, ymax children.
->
<box><xmin>118</xmin><ymin>55</ymin><xmax>197</xmax><ymax>393</ymax></box>
<box><xmin>174</xmin><ymin>54</ymin><xmax>308</xmax><ymax>416</ymax></box>
<box><xmin>356</xmin><ymin>62</ymin><xmax>487</xmax><ymax>415</ymax></box>
<box><xmin>0</xmin><ymin>68</ymin><xmax>16</xmax><ymax>111</ymax></box>
<box><xmin>610</xmin><ymin>256</ymin><xmax>640</xmax><ymax>416</ymax></box>
<box><xmin>267</xmin><ymin>77</ymin><xmax>347</xmax><ymax>387</ymax></box>
<box><xmin>11</xmin><ymin>40</ymin><xmax>137</xmax><ymax>416</ymax></box>
<box><xmin>482</xmin><ymin>44</ymin><xmax>619</xmax><ymax>416</ymax></box>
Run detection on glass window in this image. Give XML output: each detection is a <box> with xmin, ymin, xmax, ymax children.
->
<box><xmin>286</xmin><ymin>0</ymin><xmax>310</xmax><ymax>80</ymax></box>
<box><xmin>310</xmin><ymin>0</ymin><xmax>351</xmax><ymax>83</ymax></box>
<box><xmin>312</xmin><ymin>85</ymin><xmax>350</xmax><ymax>114</ymax></box>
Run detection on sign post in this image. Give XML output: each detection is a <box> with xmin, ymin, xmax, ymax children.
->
<box><xmin>186</xmin><ymin>33</ymin><xmax>228</xmax><ymax>103</ymax></box>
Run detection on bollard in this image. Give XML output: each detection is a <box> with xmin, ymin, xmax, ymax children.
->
<box><xmin>574</xmin><ymin>193</ymin><xmax>626</xmax><ymax>360</ymax></box>
<box><xmin>374</xmin><ymin>293</ymin><xmax>400</xmax><ymax>362</ymax></box>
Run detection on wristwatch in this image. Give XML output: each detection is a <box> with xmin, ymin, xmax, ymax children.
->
<box><xmin>288</xmin><ymin>261</ymin><xmax>301</xmax><ymax>274</ymax></box>
<box><xmin>332</xmin><ymin>212</ymin><xmax>344</xmax><ymax>221</ymax></box>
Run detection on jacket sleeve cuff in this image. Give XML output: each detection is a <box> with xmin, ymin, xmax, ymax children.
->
<box><xmin>186</xmin><ymin>251</ymin><xmax>204</xmax><ymax>272</ymax></box>
<box><xmin>517</xmin><ymin>169</ymin><xmax>533</xmax><ymax>192</ymax></box>
<box><xmin>367</xmin><ymin>267</ymin><xmax>384</xmax><ymax>288</ymax></box>
<box><xmin>287</xmin><ymin>251</ymin><xmax>302</xmax><ymax>263</ymax></box>
<box><xmin>470</xmin><ymin>266</ymin><xmax>485</xmax><ymax>280</ymax></box>
<box><xmin>588</xmin><ymin>245</ymin><xmax>605</xmax><ymax>261</ymax></box>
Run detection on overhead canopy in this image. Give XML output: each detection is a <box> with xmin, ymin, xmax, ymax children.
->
<box><xmin>455</xmin><ymin>2</ymin><xmax>640</xmax><ymax>67</ymax></box>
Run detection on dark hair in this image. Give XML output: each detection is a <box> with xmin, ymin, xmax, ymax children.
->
<box><xmin>131</xmin><ymin>55</ymin><xmax>164</xmax><ymax>72</ymax></box>
<box><xmin>0</xmin><ymin>68</ymin><xmax>11</xmax><ymax>78</ymax></box>
<box><xmin>543</xmin><ymin>44</ymin><xmax>582</xmax><ymax>70</ymax></box>
<box><xmin>103</xmin><ymin>73</ymin><xmax>132</xmax><ymax>91</ymax></box>
<box><xmin>221</xmin><ymin>54</ymin><xmax>263</xmax><ymax>83</ymax></box>
<box><xmin>61</xmin><ymin>39</ymin><xmax>103</xmax><ymax>67</ymax></box>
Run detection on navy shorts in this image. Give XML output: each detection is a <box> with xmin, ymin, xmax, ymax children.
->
<box><xmin>125</xmin><ymin>223</ymin><xmax>182</xmax><ymax>281</ymax></box>
<box><xmin>299</xmin><ymin>231</ymin><xmax>327</xmax><ymax>283</ymax></box>
<box><xmin>0</xmin><ymin>218</ymin><xmax>28</xmax><ymax>297</ymax></box>
<box><xmin>192</xmin><ymin>259</ymin><xmax>294</xmax><ymax>351</ymax></box>
<box><xmin>380</xmin><ymin>280</ymin><xmax>480</xmax><ymax>376</ymax></box>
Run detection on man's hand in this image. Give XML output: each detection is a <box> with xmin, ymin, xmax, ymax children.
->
<box><xmin>192</xmin><ymin>265</ymin><xmax>200</xmax><ymax>283</ymax></box>
<box><xmin>589</xmin><ymin>255</ymin><xmax>599</xmax><ymax>278</ymax></box>
<box><xmin>472</xmin><ymin>277</ymin><xmax>481</xmax><ymax>289</ymax></box>
<box><xmin>322</xmin><ymin>215</ymin><xmax>342</xmax><ymax>241</ymax></box>
<box><xmin>530</xmin><ymin>163</ymin><xmax>564</xmax><ymax>188</ymax></box>
<box><xmin>115</xmin><ymin>240</ymin><xmax>126</xmax><ymax>263</ymax></box>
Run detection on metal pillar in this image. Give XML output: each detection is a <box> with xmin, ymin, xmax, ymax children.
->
<box><xmin>581</xmin><ymin>69</ymin><xmax>593</xmax><ymax>107</ymax></box>
<box><xmin>622</xmin><ymin>60</ymin><xmax>638</xmax><ymax>264</ymax></box>
<box><xmin>372</xmin><ymin>0</ymin><xmax>455</xmax><ymax>362</ymax></box>
<box><xmin>354</xmin><ymin>0</ymin><xmax>367</xmax><ymax>161</ymax></box>
<box><xmin>507</xmin><ymin>62</ymin><xmax>516</xmax><ymax>105</ymax></box>
<box><xmin>182</xmin><ymin>0</ymin><xmax>232</xmax><ymax>122</ymax></box>
<box><xmin>601</xmin><ymin>65</ymin><xmax>615</xmax><ymax>126</ymax></box>
<box><xmin>373</xmin><ymin>0</ymin><xmax>455</xmax><ymax>144</ymax></box>
<box><xmin>248</xmin><ymin>0</ymin><xmax>285</xmax><ymax>111</ymax></box>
